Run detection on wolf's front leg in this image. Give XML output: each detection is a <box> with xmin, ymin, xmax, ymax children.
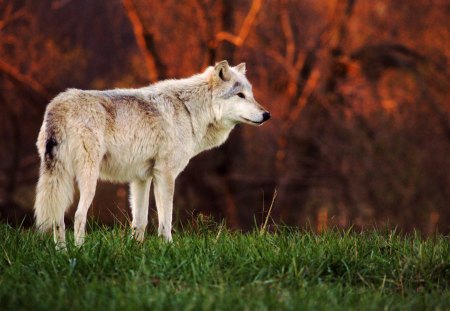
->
<box><xmin>153</xmin><ymin>172</ymin><xmax>175</xmax><ymax>242</ymax></box>
<box><xmin>130</xmin><ymin>178</ymin><xmax>152</xmax><ymax>242</ymax></box>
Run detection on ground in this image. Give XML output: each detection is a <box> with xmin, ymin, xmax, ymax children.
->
<box><xmin>0</xmin><ymin>223</ymin><xmax>448</xmax><ymax>310</ymax></box>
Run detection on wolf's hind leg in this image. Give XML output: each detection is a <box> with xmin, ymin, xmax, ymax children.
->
<box><xmin>130</xmin><ymin>178</ymin><xmax>152</xmax><ymax>242</ymax></box>
<box><xmin>74</xmin><ymin>158</ymin><xmax>100</xmax><ymax>246</ymax></box>
<box><xmin>53</xmin><ymin>214</ymin><xmax>66</xmax><ymax>249</ymax></box>
<box><xmin>153</xmin><ymin>172</ymin><xmax>175</xmax><ymax>242</ymax></box>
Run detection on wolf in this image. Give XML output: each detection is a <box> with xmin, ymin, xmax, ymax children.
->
<box><xmin>34</xmin><ymin>60</ymin><xmax>270</xmax><ymax>246</ymax></box>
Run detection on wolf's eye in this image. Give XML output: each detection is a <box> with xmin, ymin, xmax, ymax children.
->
<box><xmin>237</xmin><ymin>93</ymin><xmax>245</xmax><ymax>99</ymax></box>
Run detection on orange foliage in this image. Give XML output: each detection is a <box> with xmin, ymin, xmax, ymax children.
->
<box><xmin>0</xmin><ymin>0</ymin><xmax>448</xmax><ymax>233</ymax></box>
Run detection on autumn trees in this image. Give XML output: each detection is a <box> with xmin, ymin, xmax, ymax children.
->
<box><xmin>0</xmin><ymin>0</ymin><xmax>448</xmax><ymax>232</ymax></box>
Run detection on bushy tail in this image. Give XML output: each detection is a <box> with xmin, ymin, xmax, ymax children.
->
<box><xmin>34</xmin><ymin>117</ymin><xmax>73</xmax><ymax>232</ymax></box>
<box><xmin>34</xmin><ymin>165</ymin><xmax>73</xmax><ymax>232</ymax></box>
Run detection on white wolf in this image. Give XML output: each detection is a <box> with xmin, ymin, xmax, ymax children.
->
<box><xmin>34</xmin><ymin>60</ymin><xmax>270</xmax><ymax>246</ymax></box>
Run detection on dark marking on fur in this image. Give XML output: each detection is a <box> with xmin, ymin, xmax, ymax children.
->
<box><xmin>45</xmin><ymin>137</ymin><xmax>57</xmax><ymax>158</ymax></box>
<box><xmin>181</xmin><ymin>102</ymin><xmax>192</xmax><ymax>119</ymax></box>
<box><xmin>106</xmin><ymin>93</ymin><xmax>156</xmax><ymax>114</ymax></box>
<box><xmin>144</xmin><ymin>158</ymin><xmax>156</xmax><ymax>177</ymax></box>
<box><xmin>174</xmin><ymin>92</ymin><xmax>183</xmax><ymax>102</ymax></box>
<box><xmin>102</xmin><ymin>152</ymin><xmax>111</xmax><ymax>161</ymax></box>
<box><xmin>114</xmin><ymin>94</ymin><xmax>160</xmax><ymax>119</ymax></box>
<box><xmin>99</xmin><ymin>100</ymin><xmax>116</xmax><ymax>133</ymax></box>
<box><xmin>222</xmin><ymin>82</ymin><xmax>242</xmax><ymax>99</ymax></box>
<box><xmin>178</xmin><ymin>95</ymin><xmax>195</xmax><ymax>137</ymax></box>
<box><xmin>43</xmin><ymin>109</ymin><xmax>62</xmax><ymax>171</ymax></box>
<box><xmin>44</xmin><ymin>136</ymin><xmax>58</xmax><ymax>170</ymax></box>
<box><xmin>100</xmin><ymin>100</ymin><xmax>116</xmax><ymax>120</ymax></box>
<box><xmin>101</xmin><ymin>152</ymin><xmax>110</xmax><ymax>167</ymax></box>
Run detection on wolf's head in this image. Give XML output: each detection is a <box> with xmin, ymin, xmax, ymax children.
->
<box><xmin>208</xmin><ymin>60</ymin><xmax>270</xmax><ymax>126</ymax></box>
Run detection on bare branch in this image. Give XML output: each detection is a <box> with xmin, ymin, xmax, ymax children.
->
<box><xmin>0</xmin><ymin>59</ymin><xmax>50</xmax><ymax>99</ymax></box>
<box><xmin>276</xmin><ymin>69</ymin><xmax>321</xmax><ymax>174</ymax></box>
<box><xmin>263</xmin><ymin>0</ymin><xmax>307</xmax><ymax>99</ymax></box>
<box><xmin>122</xmin><ymin>0</ymin><xmax>159</xmax><ymax>82</ymax></box>
<box><xmin>216</xmin><ymin>0</ymin><xmax>262</xmax><ymax>47</ymax></box>
<box><xmin>279</xmin><ymin>0</ymin><xmax>295</xmax><ymax>65</ymax></box>
<box><xmin>273</xmin><ymin>0</ymin><xmax>357</xmax><ymax>176</ymax></box>
<box><xmin>193</xmin><ymin>0</ymin><xmax>217</xmax><ymax>67</ymax></box>
<box><xmin>0</xmin><ymin>3</ymin><xmax>30</xmax><ymax>31</ymax></box>
<box><xmin>285</xmin><ymin>69</ymin><xmax>321</xmax><ymax>130</ymax></box>
<box><xmin>51</xmin><ymin>0</ymin><xmax>73</xmax><ymax>10</ymax></box>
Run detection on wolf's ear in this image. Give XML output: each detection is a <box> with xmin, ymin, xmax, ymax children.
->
<box><xmin>214</xmin><ymin>60</ymin><xmax>231</xmax><ymax>81</ymax></box>
<box><xmin>235</xmin><ymin>62</ymin><xmax>246</xmax><ymax>74</ymax></box>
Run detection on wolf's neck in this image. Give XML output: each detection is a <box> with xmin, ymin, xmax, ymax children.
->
<box><xmin>195</xmin><ymin>120</ymin><xmax>235</xmax><ymax>154</ymax></box>
<box><xmin>175</xmin><ymin>81</ymin><xmax>234</xmax><ymax>154</ymax></box>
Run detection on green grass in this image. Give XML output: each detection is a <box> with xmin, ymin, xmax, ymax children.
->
<box><xmin>0</xmin><ymin>223</ymin><xmax>448</xmax><ymax>311</ymax></box>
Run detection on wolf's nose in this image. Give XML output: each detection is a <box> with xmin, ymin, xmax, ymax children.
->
<box><xmin>262</xmin><ymin>112</ymin><xmax>271</xmax><ymax>122</ymax></box>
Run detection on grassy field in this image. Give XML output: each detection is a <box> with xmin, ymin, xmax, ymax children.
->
<box><xmin>0</xmin><ymin>222</ymin><xmax>448</xmax><ymax>311</ymax></box>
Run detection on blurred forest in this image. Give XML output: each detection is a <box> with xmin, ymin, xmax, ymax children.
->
<box><xmin>0</xmin><ymin>0</ymin><xmax>449</xmax><ymax>234</ymax></box>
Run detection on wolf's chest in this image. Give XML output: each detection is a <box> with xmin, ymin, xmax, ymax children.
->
<box><xmin>196</xmin><ymin>123</ymin><xmax>234</xmax><ymax>154</ymax></box>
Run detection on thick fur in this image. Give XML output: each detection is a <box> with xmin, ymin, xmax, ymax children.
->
<box><xmin>34</xmin><ymin>61</ymin><xmax>269</xmax><ymax>246</ymax></box>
